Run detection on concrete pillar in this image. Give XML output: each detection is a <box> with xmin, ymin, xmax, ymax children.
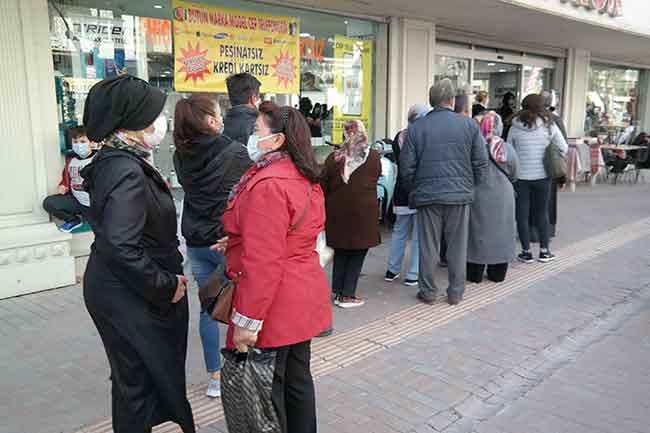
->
<box><xmin>563</xmin><ymin>48</ymin><xmax>591</xmax><ymax>137</ymax></box>
<box><xmin>387</xmin><ymin>18</ymin><xmax>436</xmax><ymax>137</ymax></box>
<box><xmin>637</xmin><ymin>70</ymin><xmax>650</xmax><ymax>132</ymax></box>
<box><xmin>0</xmin><ymin>0</ymin><xmax>76</xmax><ymax>298</ymax></box>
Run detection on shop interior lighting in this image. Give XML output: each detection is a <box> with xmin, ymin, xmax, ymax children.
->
<box><xmin>498</xmin><ymin>69</ymin><xmax>507</xmax><ymax>72</ymax></box>
<box><xmin>153</xmin><ymin>4</ymin><xmax>164</xmax><ymax>8</ymax></box>
<box><xmin>488</xmin><ymin>63</ymin><xmax>496</xmax><ymax>66</ymax></box>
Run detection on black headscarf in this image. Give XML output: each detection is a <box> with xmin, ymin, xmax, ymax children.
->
<box><xmin>83</xmin><ymin>75</ymin><xmax>166</xmax><ymax>142</ymax></box>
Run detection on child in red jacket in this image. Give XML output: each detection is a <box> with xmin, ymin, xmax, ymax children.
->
<box><xmin>43</xmin><ymin>126</ymin><xmax>99</xmax><ymax>233</ymax></box>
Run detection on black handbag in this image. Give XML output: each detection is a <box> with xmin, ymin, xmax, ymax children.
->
<box><xmin>221</xmin><ymin>348</ymin><xmax>282</xmax><ymax>433</ymax></box>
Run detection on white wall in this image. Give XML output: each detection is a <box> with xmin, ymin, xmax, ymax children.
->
<box><xmin>502</xmin><ymin>0</ymin><xmax>650</xmax><ymax>36</ymax></box>
<box><xmin>387</xmin><ymin>18</ymin><xmax>435</xmax><ymax>137</ymax></box>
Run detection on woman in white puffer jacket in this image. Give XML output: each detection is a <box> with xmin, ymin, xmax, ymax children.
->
<box><xmin>507</xmin><ymin>94</ymin><xmax>568</xmax><ymax>264</ymax></box>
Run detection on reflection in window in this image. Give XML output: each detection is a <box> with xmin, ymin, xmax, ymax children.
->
<box><xmin>586</xmin><ymin>65</ymin><xmax>639</xmax><ymax>139</ymax></box>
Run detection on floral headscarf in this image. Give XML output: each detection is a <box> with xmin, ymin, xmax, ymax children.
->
<box><xmin>333</xmin><ymin>120</ymin><xmax>369</xmax><ymax>183</ymax></box>
<box><xmin>481</xmin><ymin>111</ymin><xmax>507</xmax><ymax>164</ymax></box>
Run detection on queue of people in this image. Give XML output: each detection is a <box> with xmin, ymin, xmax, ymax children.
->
<box><xmin>60</xmin><ymin>70</ymin><xmax>569</xmax><ymax>432</ymax></box>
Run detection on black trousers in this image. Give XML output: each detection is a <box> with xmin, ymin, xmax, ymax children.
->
<box><xmin>332</xmin><ymin>249</ymin><xmax>368</xmax><ymax>297</ymax></box>
<box><xmin>43</xmin><ymin>193</ymin><xmax>86</xmax><ymax>222</ymax></box>
<box><xmin>272</xmin><ymin>340</ymin><xmax>316</xmax><ymax>433</ymax></box>
<box><xmin>516</xmin><ymin>179</ymin><xmax>552</xmax><ymax>250</ymax></box>
<box><xmin>467</xmin><ymin>262</ymin><xmax>509</xmax><ymax>283</ymax></box>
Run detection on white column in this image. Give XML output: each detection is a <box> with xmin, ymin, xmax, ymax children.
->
<box><xmin>563</xmin><ymin>48</ymin><xmax>591</xmax><ymax>137</ymax></box>
<box><xmin>637</xmin><ymin>70</ymin><xmax>650</xmax><ymax>132</ymax></box>
<box><xmin>0</xmin><ymin>0</ymin><xmax>76</xmax><ymax>298</ymax></box>
<box><xmin>387</xmin><ymin>18</ymin><xmax>436</xmax><ymax>137</ymax></box>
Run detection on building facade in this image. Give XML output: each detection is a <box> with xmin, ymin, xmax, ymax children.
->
<box><xmin>1</xmin><ymin>0</ymin><xmax>650</xmax><ymax>298</ymax></box>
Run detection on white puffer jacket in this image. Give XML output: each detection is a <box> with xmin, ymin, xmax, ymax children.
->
<box><xmin>507</xmin><ymin>117</ymin><xmax>568</xmax><ymax>181</ymax></box>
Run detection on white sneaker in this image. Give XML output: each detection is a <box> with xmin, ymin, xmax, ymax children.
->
<box><xmin>337</xmin><ymin>296</ymin><xmax>366</xmax><ymax>309</ymax></box>
<box><xmin>206</xmin><ymin>377</ymin><xmax>221</xmax><ymax>398</ymax></box>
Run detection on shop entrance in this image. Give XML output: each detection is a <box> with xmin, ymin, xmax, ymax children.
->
<box><xmin>434</xmin><ymin>42</ymin><xmax>561</xmax><ymax>114</ymax></box>
<box><xmin>473</xmin><ymin>60</ymin><xmax>521</xmax><ymax>111</ymax></box>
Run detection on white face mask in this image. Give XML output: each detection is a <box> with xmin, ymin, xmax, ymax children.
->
<box><xmin>142</xmin><ymin>114</ymin><xmax>168</xmax><ymax>148</ymax></box>
<box><xmin>247</xmin><ymin>133</ymin><xmax>277</xmax><ymax>162</ymax></box>
<box><xmin>72</xmin><ymin>141</ymin><xmax>92</xmax><ymax>158</ymax></box>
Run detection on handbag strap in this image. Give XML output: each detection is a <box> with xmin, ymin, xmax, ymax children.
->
<box><xmin>289</xmin><ymin>185</ymin><xmax>312</xmax><ymax>232</ymax></box>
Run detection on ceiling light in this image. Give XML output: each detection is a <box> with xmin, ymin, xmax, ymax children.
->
<box><xmin>488</xmin><ymin>63</ymin><xmax>496</xmax><ymax>66</ymax></box>
<box><xmin>153</xmin><ymin>4</ymin><xmax>163</xmax><ymax>9</ymax></box>
<box><xmin>344</xmin><ymin>20</ymin><xmax>349</xmax><ymax>24</ymax></box>
<box><xmin>498</xmin><ymin>69</ymin><xmax>507</xmax><ymax>73</ymax></box>
<box><xmin>299</xmin><ymin>33</ymin><xmax>311</xmax><ymax>37</ymax></box>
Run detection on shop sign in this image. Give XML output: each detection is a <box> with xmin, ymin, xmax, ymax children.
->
<box><xmin>559</xmin><ymin>0</ymin><xmax>623</xmax><ymax>17</ymax></box>
<box><xmin>300</xmin><ymin>38</ymin><xmax>326</xmax><ymax>62</ymax></box>
<box><xmin>172</xmin><ymin>0</ymin><xmax>300</xmax><ymax>93</ymax></box>
<box><xmin>332</xmin><ymin>35</ymin><xmax>373</xmax><ymax>143</ymax></box>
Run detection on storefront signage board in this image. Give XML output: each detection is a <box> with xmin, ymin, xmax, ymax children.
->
<box><xmin>332</xmin><ymin>35</ymin><xmax>373</xmax><ymax>144</ymax></box>
<box><xmin>173</xmin><ymin>0</ymin><xmax>300</xmax><ymax>93</ymax></box>
<box><xmin>559</xmin><ymin>0</ymin><xmax>623</xmax><ymax>17</ymax></box>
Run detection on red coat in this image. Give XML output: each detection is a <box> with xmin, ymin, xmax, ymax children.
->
<box><xmin>222</xmin><ymin>158</ymin><xmax>332</xmax><ymax>349</ymax></box>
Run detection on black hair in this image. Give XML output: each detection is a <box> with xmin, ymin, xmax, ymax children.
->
<box><xmin>226</xmin><ymin>73</ymin><xmax>261</xmax><ymax>106</ymax></box>
<box><xmin>68</xmin><ymin>126</ymin><xmax>87</xmax><ymax>141</ymax></box>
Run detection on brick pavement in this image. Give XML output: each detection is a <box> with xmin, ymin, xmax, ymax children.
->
<box><xmin>2</xmin><ymin>184</ymin><xmax>650</xmax><ymax>433</ymax></box>
<box><xmin>198</xmin><ymin>235</ymin><xmax>650</xmax><ymax>433</ymax></box>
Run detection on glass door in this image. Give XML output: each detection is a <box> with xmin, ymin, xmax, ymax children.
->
<box><xmin>472</xmin><ymin>60</ymin><xmax>521</xmax><ymax>111</ymax></box>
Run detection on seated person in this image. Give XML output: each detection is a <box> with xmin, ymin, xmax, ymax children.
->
<box><xmin>43</xmin><ymin>126</ymin><xmax>99</xmax><ymax>233</ymax></box>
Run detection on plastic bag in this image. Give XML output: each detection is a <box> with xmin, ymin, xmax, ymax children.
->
<box><xmin>315</xmin><ymin>231</ymin><xmax>334</xmax><ymax>267</ymax></box>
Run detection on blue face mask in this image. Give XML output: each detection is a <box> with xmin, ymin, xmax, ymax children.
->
<box><xmin>246</xmin><ymin>133</ymin><xmax>277</xmax><ymax>162</ymax></box>
<box><xmin>72</xmin><ymin>141</ymin><xmax>91</xmax><ymax>158</ymax></box>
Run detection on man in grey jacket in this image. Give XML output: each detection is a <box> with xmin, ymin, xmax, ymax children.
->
<box><xmin>400</xmin><ymin>79</ymin><xmax>488</xmax><ymax>305</ymax></box>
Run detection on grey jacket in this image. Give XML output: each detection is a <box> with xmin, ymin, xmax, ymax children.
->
<box><xmin>400</xmin><ymin>108</ymin><xmax>489</xmax><ymax>207</ymax></box>
<box><xmin>507</xmin><ymin>118</ymin><xmax>568</xmax><ymax>181</ymax></box>
<box><xmin>468</xmin><ymin>141</ymin><xmax>519</xmax><ymax>264</ymax></box>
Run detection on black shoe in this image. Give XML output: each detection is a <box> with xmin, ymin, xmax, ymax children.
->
<box><xmin>538</xmin><ymin>251</ymin><xmax>556</xmax><ymax>263</ymax></box>
<box><xmin>385</xmin><ymin>270</ymin><xmax>400</xmax><ymax>282</ymax></box>
<box><xmin>517</xmin><ymin>252</ymin><xmax>534</xmax><ymax>264</ymax></box>
<box><xmin>416</xmin><ymin>292</ymin><xmax>436</xmax><ymax>305</ymax></box>
<box><xmin>439</xmin><ymin>260</ymin><xmax>448</xmax><ymax>268</ymax></box>
<box><xmin>316</xmin><ymin>327</ymin><xmax>333</xmax><ymax>338</ymax></box>
<box><xmin>447</xmin><ymin>294</ymin><xmax>463</xmax><ymax>306</ymax></box>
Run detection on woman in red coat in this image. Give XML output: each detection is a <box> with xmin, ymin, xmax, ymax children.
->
<box><xmin>221</xmin><ymin>102</ymin><xmax>331</xmax><ymax>433</ymax></box>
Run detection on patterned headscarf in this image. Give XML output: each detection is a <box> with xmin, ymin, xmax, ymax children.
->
<box><xmin>481</xmin><ymin>111</ymin><xmax>507</xmax><ymax>164</ymax></box>
<box><xmin>334</xmin><ymin>120</ymin><xmax>370</xmax><ymax>183</ymax></box>
<box><xmin>335</xmin><ymin>120</ymin><xmax>369</xmax><ymax>162</ymax></box>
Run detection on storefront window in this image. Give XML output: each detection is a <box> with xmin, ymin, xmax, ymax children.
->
<box><xmin>586</xmin><ymin>64</ymin><xmax>640</xmax><ymax>140</ymax></box>
<box><xmin>49</xmin><ymin>0</ymin><xmax>381</xmax><ymax>179</ymax></box>
<box><xmin>435</xmin><ymin>55</ymin><xmax>469</xmax><ymax>90</ymax></box>
<box><xmin>473</xmin><ymin>60</ymin><xmax>521</xmax><ymax>110</ymax></box>
<box><xmin>523</xmin><ymin>66</ymin><xmax>554</xmax><ymax>99</ymax></box>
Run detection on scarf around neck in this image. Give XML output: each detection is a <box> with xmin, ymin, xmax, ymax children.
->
<box><xmin>104</xmin><ymin>131</ymin><xmax>152</xmax><ymax>160</ymax></box>
<box><xmin>228</xmin><ymin>151</ymin><xmax>288</xmax><ymax>203</ymax></box>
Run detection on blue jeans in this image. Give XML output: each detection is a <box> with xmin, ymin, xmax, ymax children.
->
<box><xmin>186</xmin><ymin>246</ymin><xmax>224</xmax><ymax>373</ymax></box>
<box><xmin>387</xmin><ymin>213</ymin><xmax>419</xmax><ymax>280</ymax></box>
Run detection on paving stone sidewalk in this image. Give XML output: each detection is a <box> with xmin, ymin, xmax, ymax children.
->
<box><xmin>199</xmin><ymin>235</ymin><xmax>650</xmax><ymax>433</ymax></box>
<box><xmin>1</xmin><ymin>184</ymin><xmax>650</xmax><ymax>433</ymax></box>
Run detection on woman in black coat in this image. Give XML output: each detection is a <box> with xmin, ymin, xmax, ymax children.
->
<box><xmin>172</xmin><ymin>93</ymin><xmax>252</xmax><ymax>398</ymax></box>
<box><xmin>81</xmin><ymin>75</ymin><xmax>195</xmax><ymax>433</ymax></box>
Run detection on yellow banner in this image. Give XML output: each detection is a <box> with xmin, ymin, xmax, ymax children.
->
<box><xmin>332</xmin><ymin>35</ymin><xmax>373</xmax><ymax>144</ymax></box>
<box><xmin>173</xmin><ymin>0</ymin><xmax>300</xmax><ymax>93</ymax></box>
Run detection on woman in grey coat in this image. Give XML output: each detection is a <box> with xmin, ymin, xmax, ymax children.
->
<box><xmin>467</xmin><ymin>111</ymin><xmax>519</xmax><ymax>283</ymax></box>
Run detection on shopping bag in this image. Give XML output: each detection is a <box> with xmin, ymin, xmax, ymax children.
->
<box><xmin>316</xmin><ymin>231</ymin><xmax>334</xmax><ymax>267</ymax></box>
<box><xmin>221</xmin><ymin>348</ymin><xmax>282</xmax><ymax>433</ymax></box>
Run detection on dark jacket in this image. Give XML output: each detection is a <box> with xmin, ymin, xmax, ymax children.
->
<box><xmin>400</xmin><ymin>108</ymin><xmax>489</xmax><ymax>207</ymax></box>
<box><xmin>392</xmin><ymin>129</ymin><xmax>409</xmax><ymax>207</ymax></box>
<box><xmin>322</xmin><ymin>150</ymin><xmax>381</xmax><ymax>250</ymax></box>
<box><xmin>173</xmin><ymin>135</ymin><xmax>252</xmax><ymax>247</ymax></box>
<box><xmin>223</xmin><ymin>105</ymin><xmax>257</xmax><ymax>145</ymax></box>
<box><xmin>81</xmin><ymin>146</ymin><xmax>195</xmax><ymax>432</ymax></box>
